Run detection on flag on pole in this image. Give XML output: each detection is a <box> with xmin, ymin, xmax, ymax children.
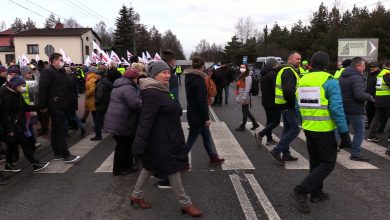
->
<box><xmin>110</xmin><ymin>51</ymin><xmax>121</xmax><ymax>63</ymax></box>
<box><xmin>91</xmin><ymin>51</ymin><xmax>101</xmax><ymax>63</ymax></box>
<box><xmin>142</xmin><ymin>52</ymin><xmax>147</xmax><ymax>61</ymax></box>
<box><xmin>138</xmin><ymin>56</ymin><xmax>144</xmax><ymax>63</ymax></box>
<box><xmin>21</xmin><ymin>54</ymin><xmax>30</xmax><ymax>67</ymax></box>
<box><xmin>100</xmin><ymin>50</ymin><xmax>110</xmax><ymax>63</ymax></box>
<box><xmin>84</xmin><ymin>56</ymin><xmax>91</xmax><ymax>66</ymax></box>
<box><xmin>154</xmin><ymin>53</ymin><xmax>161</xmax><ymax>60</ymax></box>
<box><xmin>127</xmin><ymin>51</ymin><xmax>133</xmax><ymax>61</ymax></box>
<box><xmin>93</xmin><ymin>41</ymin><xmax>102</xmax><ymax>52</ymax></box>
<box><xmin>60</xmin><ymin>48</ymin><xmax>70</xmax><ymax>64</ymax></box>
<box><xmin>146</xmin><ymin>51</ymin><xmax>151</xmax><ymax>59</ymax></box>
<box><xmin>121</xmin><ymin>57</ymin><xmax>130</xmax><ymax>66</ymax></box>
<box><xmin>35</xmin><ymin>54</ymin><xmax>40</xmax><ymax>61</ymax></box>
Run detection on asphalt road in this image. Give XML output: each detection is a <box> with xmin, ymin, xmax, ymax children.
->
<box><xmin>0</xmin><ymin>80</ymin><xmax>389</xmax><ymax>220</ymax></box>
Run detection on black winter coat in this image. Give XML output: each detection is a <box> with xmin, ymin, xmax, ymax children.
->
<box><xmin>132</xmin><ymin>78</ymin><xmax>188</xmax><ymax>175</ymax></box>
<box><xmin>339</xmin><ymin>67</ymin><xmax>372</xmax><ymax>115</ymax></box>
<box><xmin>260</xmin><ymin>64</ymin><xmax>277</xmax><ymax>109</ymax></box>
<box><xmin>95</xmin><ymin>77</ymin><xmax>113</xmax><ymax>112</ymax></box>
<box><xmin>278</xmin><ymin>66</ymin><xmax>298</xmax><ymax>110</ymax></box>
<box><xmin>184</xmin><ymin>69</ymin><xmax>210</xmax><ymax>127</ymax></box>
<box><xmin>107</xmin><ymin>69</ymin><xmax>122</xmax><ymax>84</ymax></box>
<box><xmin>64</xmin><ymin>75</ymin><xmax>79</xmax><ymax>112</ymax></box>
<box><xmin>38</xmin><ymin>65</ymin><xmax>68</xmax><ymax>110</ymax></box>
<box><xmin>366</xmin><ymin>69</ymin><xmax>381</xmax><ymax>96</ymax></box>
<box><xmin>212</xmin><ymin>66</ymin><xmax>233</xmax><ymax>88</ymax></box>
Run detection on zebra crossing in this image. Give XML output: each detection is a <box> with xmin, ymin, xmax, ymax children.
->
<box><xmin>35</xmin><ymin>121</ymin><xmax>389</xmax><ymax>174</ymax></box>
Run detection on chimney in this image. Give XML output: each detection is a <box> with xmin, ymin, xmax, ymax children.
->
<box><xmin>55</xmin><ymin>22</ymin><xmax>64</xmax><ymax>29</ymax></box>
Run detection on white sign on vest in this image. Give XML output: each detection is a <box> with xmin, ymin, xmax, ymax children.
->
<box><xmin>297</xmin><ymin>87</ymin><xmax>321</xmax><ymax>107</ymax></box>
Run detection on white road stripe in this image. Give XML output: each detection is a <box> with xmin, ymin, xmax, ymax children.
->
<box><xmin>210</xmin><ymin>122</ymin><xmax>255</xmax><ymax>170</ymax></box>
<box><xmin>38</xmin><ymin>133</ymin><xmax>109</xmax><ymax>173</ymax></box>
<box><xmin>209</xmin><ymin>107</ymin><xmax>220</xmax><ymax>122</ymax></box>
<box><xmin>280</xmin><ymin>123</ymin><xmax>378</xmax><ymax>170</ymax></box>
<box><xmin>230</xmin><ymin>174</ymin><xmax>258</xmax><ymax>220</ymax></box>
<box><xmin>354</xmin><ymin>135</ymin><xmax>390</xmax><ymax>161</ymax></box>
<box><xmin>246</xmin><ymin>123</ymin><xmax>310</xmax><ymax>169</ymax></box>
<box><xmin>95</xmin><ymin>152</ymin><xmax>114</xmax><ymax>173</ymax></box>
<box><xmin>245</xmin><ymin>174</ymin><xmax>281</xmax><ymax>220</ymax></box>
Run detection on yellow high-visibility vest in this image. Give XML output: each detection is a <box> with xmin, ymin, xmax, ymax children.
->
<box><xmin>375</xmin><ymin>68</ymin><xmax>390</xmax><ymax>97</ymax></box>
<box><xmin>275</xmin><ymin>66</ymin><xmax>300</xmax><ymax>104</ymax></box>
<box><xmin>334</xmin><ymin>68</ymin><xmax>345</xmax><ymax>79</ymax></box>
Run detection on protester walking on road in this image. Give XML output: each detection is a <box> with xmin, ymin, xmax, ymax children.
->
<box><xmin>255</xmin><ymin>58</ymin><xmax>280</xmax><ymax>146</ymax></box>
<box><xmin>131</xmin><ymin>60</ymin><xmax>203</xmax><ymax>217</ymax></box>
<box><xmin>269</xmin><ymin>51</ymin><xmax>301</xmax><ymax>164</ymax></box>
<box><xmin>184</xmin><ymin>56</ymin><xmax>225</xmax><ymax>167</ymax></box>
<box><xmin>365</xmin><ymin>62</ymin><xmax>382</xmax><ymax>129</ymax></box>
<box><xmin>38</xmin><ymin>53</ymin><xmax>80</xmax><ymax>163</ymax></box>
<box><xmin>104</xmin><ymin>68</ymin><xmax>141</xmax><ymax>176</ymax></box>
<box><xmin>293</xmin><ymin>51</ymin><xmax>352</xmax><ymax>213</ymax></box>
<box><xmin>339</xmin><ymin>57</ymin><xmax>373</xmax><ymax>162</ymax></box>
<box><xmin>81</xmin><ymin>66</ymin><xmax>99</xmax><ymax>123</ymax></box>
<box><xmin>212</xmin><ymin>61</ymin><xmax>233</xmax><ymax>106</ymax></box>
<box><xmin>234</xmin><ymin>64</ymin><xmax>259</xmax><ymax>131</ymax></box>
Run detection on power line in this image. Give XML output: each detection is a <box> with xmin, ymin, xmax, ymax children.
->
<box><xmin>22</xmin><ymin>0</ymin><xmax>69</xmax><ymax>22</ymax></box>
<box><xmin>57</xmin><ymin>0</ymin><xmax>103</xmax><ymax>26</ymax></box>
<box><xmin>69</xmin><ymin>0</ymin><xmax>114</xmax><ymax>25</ymax></box>
<box><xmin>65</xmin><ymin>0</ymin><xmax>115</xmax><ymax>26</ymax></box>
<box><xmin>8</xmin><ymin>0</ymin><xmax>57</xmax><ymax>23</ymax></box>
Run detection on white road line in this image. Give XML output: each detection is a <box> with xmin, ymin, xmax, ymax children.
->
<box><xmin>37</xmin><ymin>133</ymin><xmax>109</xmax><ymax>173</ymax></box>
<box><xmin>245</xmin><ymin>174</ymin><xmax>281</xmax><ymax>220</ymax></box>
<box><xmin>95</xmin><ymin>152</ymin><xmax>114</xmax><ymax>172</ymax></box>
<box><xmin>230</xmin><ymin>174</ymin><xmax>258</xmax><ymax>220</ymax></box>
<box><xmin>353</xmin><ymin>135</ymin><xmax>390</xmax><ymax>161</ymax></box>
<box><xmin>278</xmin><ymin>123</ymin><xmax>378</xmax><ymax>169</ymax></box>
<box><xmin>210</xmin><ymin>122</ymin><xmax>255</xmax><ymax>170</ymax></box>
<box><xmin>246</xmin><ymin>123</ymin><xmax>310</xmax><ymax>169</ymax></box>
<box><xmin>209</xmin><ymin>107</ymin><xmax>220</xmax><ymax>122</ymax></box>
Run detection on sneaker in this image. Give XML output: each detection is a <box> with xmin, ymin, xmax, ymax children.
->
<box><xmin>310</xmin><ymin>192</ymin><xmax>330</xmax><ymax>203</ymax></box>
<box><xmin>282</xmin><ymin>154</ymin><xmax>298</xmax><ymax>161</ymax></box>
<box><xmin>90</xmin><ymin>136</ymin><xmax>102</xmax><ymax>141</ymax></box>
<box><xmin>350</xmin><ymin>155</ymin><xmax>369</xmax><ymax>162</ymax></box>
<box><xmin>158</xmin><ymin>180</ymin><xmax>172</xmax><ymax>189</ymax></box>
<box><xmin>53</xmin><ymin>155</ymin><xmax>64</xmax><ymax>161</ymax></box>
<box><xmin>210</xmin><ymin>157</ymin><xmax>225</xmax><ymax>165</ymax></box>
<box><xmin>64</xmin><ymin>155</ymin><xmax>81</xmax><ymax>164</ymax></box>
<box><xmin>268</xmin><ymin>151</ymin><xmax>285</xmax><ymax>165</ymax></box>
<box><xmin>266</xmin><ymin>140</ymin><xmax>278</xmax><ymax>146</ymax></box>
<box><xmin>250</xmin><ymin>123</ymin><xmax>260</xmax><ymax>130</ymax></box>
<box><xmin>33</xmin><ymin>162</ymin><xmax>49</xmax><ymax>172</ymax></box>
<box><xmin>255</xmin><ymin>133</ymin><xmax>263</xmax><ymax>148</ymax></box>
<box><xmin>366</xmin><ymin>137</ymin><xmax>381</xmax><ymax>142</ymax></box>
<box><xmin>34</xmin><ymin>142</ymin><xmax>42</xmax><ymax>148</ymax></box>
<box><xmin>4</xmin><ymin>163</ymin><xmax>22</xmax><ymax>172</ymax></box>
<box><xmin>292</xmin><ymin>188</ymin><xmax>311</xmax><ymax>213</ymax></box>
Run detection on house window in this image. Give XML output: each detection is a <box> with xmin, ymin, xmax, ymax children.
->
<box><xmin>27</xmin><ymin>44</ymin><xmax>39</xmax><ymax>54</ymax></box>
<box><xmin>86</xmin><ymin>37</ymin><xmax>89</xmax><ymax>41</ymax></box>
<box><xmin>85</xmin><ymin>46</ymin><xmax>90</xmax><ymax>55</ymax></box>
<box><xmin>5</xmin><ymin>54</ymin><xmax>15</xmax><ymax>64</ymax></box>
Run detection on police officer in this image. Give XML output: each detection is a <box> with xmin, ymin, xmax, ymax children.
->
<box><xmin>334</xmin><ymin>59</ymin><xmax>352</xmax><ymax>79</ymax></box>
<box><xmin>292</xmin><ymin>51</ymin><xmax>352</xmax><ymax>213</ymax></box>
<box><xmin>176</xmin><ymin>65</ymin><xmax>183</xmax><ymax>85</ymax></box>
<box><xmin>300</xmin><ymin>60</ymin><xmax>309</xmax><ymax>76</ymax></box>
<box><xmin>269</xmin><ymin>51</ymin><xmax>301</xmax><ymax>164</ymax></box>
<box><xmin>76</xmin><ymin>64</ymin><xmax>85</xmax><ymax>94</ymax></box>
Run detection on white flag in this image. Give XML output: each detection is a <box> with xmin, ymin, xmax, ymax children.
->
<box><xmin>127</xmin><ymin>51</ymin><xmax>133</xmax><ymax>61</ymax></box>
<box><xmin>100</xmin><ymin>50</ymin><xmax>110</xmax><ymax>63</ymax></box>
<box><xmin>154</xmin><ymin>53</ymin><xmax>161</xmax><ymax>60</ymax></box>
<box><xmin>110</xmin><ymin>51</ymin><xmax>121</xmax><ymax>63</ymax></box>
<box><xmin>21</xmin><ymin>54</ymin><xmax>30</xmax><ymax>67</ymax></box>
<box><xmin>121</xmin><ymin>57</ymin><xmax>130</xmax><ymax>66</ymax></box>
<box><xmin>60</xmin><ymin>48</ymin><xmax>70</xmax><ymax>63</ymax></box>
<box><xmin>91</xmin><ymin>51</ymin><xmax>101</xmax><ymax>63</ymax></box>
<box><xmin>138</xmin><ymin>56</ymin><xmax>144</xmax><ymax>63</ymax></box>
<box><xmin>146</xmin><ymin>51</ymin><xmax>151</xmax><ymax>59</ymax></box>
<box><xmin>84</xmin><ymin>56</ymin><xmax>91</xmax><ymax>66</ymax></box>
<box><xmin>93</xmin><ymin>41</ymin><xmax>102</xmax><ymax>52</ymax></box>
<box><xmin>35</xmin><ymin>54</ymin><xmax>40</xmax><ymax>61</ymax></box>
<box><xmin>142</xmin><ymin>52</ymin><xmax>147</xmax><ymax>60</ymax></box>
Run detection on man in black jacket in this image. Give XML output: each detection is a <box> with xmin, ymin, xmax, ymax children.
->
<box><xmin>255</xmin><ymin>58</ymin><xmax>280</xmax><ymax>146</ymax></box>
<box><xmin>184</xmin><ymin>56</ymin><xmax>225</xmax><ymax>166</ymax></box>
<box><xmin>339</xmin><ymin>57</ymin><xmax>373</xmax><ymax>162</ymax></box>
<box><xmin>365</xmin><ymin>62</ymin><xmax>381</xmax><ymax>128</ymax></box>
<box><xmin>212</xmin><ymin>61</ymin><xmax>233</xmax><ymax>106</ymax></box>
<box><xmin>38</xmin><ymin>53</ymin><xmax>80</xmax><ymax>163</ymax></box>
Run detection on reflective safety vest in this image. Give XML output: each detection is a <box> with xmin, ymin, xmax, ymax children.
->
<box><xmin>22</xmin><ymin>84</ymin><xmax>30</xmax><ymax>104</ymax></box>
<box><xmin>118</xmin><ymin>67</ymin><xmax>126</xmax><ymax>75</ymax></box>
<box><xmin>375</xmin><ymin>68</ymin><xmax>390</xmax><ymax>97</ymax></box>
<box><xmin>299</xmin><ymin>66</ymin><xmax>308</xmax><ymax>76</ymax></box>
<box><xmin>296</xmin><ymin>71</ymin><xmax>336</xmax><ymax>132</ymax></box>
<box><xmin>176</xmin><ymin>66</ymin><xmax>182</xmax><ymax>75</ymax></box>
<box><xmin>77</xmin><ymin>68</ymin><xmax>85</xmax><ymax>79</ymax></box>
<box><xmin>275</xmin><ymin>66</ymin><xmax>300</xmax><ymax>104</ymax></box>
<box><xmin>334</xmin><ymin>68</ymin><xmax>345</xmax><ymax>79</ymax></box>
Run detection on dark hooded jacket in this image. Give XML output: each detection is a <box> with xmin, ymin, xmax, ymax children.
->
<box><xmin>64</xmin><ymin>75</ymin><xmax>79</xmax><ymax>112</ymax></box>
<box><xmin>339</xmin><ymin>67</ymin><xmax>372</xmax><ymax>115</ymax></box>
<box><xmin>95</xmin><ymin>77</ymin><xmax>113</xmax><ymax>112</ymax></box>
<box><xmin>260</xmin><ymin>64</ymin><xmax>278</xmax><ymax>108</ymax></box>
<box><xmin>212</xmin><ymin>65</ymin><xmax>234</xmax><ymax>88</ymax></box>
<box><xmin>38</xmin><ymin>65</ymin><xmax>68</xmax><ymax>110</ymax></box>
<box><xmin>104</xmin><ymin>77</ymin><xmax>141</xmax><ymax>136</ymax></box>
<box><xmin>184</xmin><ymin>69</ymin><xmax>210</xmax><ymax>127</ymax></box>
<box><xmin>132</xmin><ymin>78</ymin><xmax>188</xmax><ymax>175</ymax></box>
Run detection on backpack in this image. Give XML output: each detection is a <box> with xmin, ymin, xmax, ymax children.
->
<box><xmin>205</xmin><ymin>77</ymin><xmax>217</xmax><ymax>97</ymax></box>
<box><xmin>250</xmin><ymin>75</ymin><xmax>260</xmax><ymax>96</ymax></box>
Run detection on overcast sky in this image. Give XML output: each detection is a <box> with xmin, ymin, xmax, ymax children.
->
<box><xmin>3</xmin><ymin>0</ymin><xmax>390</xmax><ymax>57</ymax></box>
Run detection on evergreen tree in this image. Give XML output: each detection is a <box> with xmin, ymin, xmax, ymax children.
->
<box><xmin>44</xmin><ymin>13</ymin><xmax>57</xmax><ymax>28</ymax></box>
<box><xmin>10</xmin><ymin>17</ymin><xmax>24</xmax><ymax>33</ymax></box>
<box><xmin>149</xmin><ymin>26</ymin><xmax>162</xmax><ymax>54</ymax></box>
<box><xmin>161</xmin><ymin>30</ymin><xmax>185</xmax><ymax>59</ymax></box>
<box><xmin>113</xmin><ymin>5</ymin><xmax>134</xmax><ymax>57</ymax></box>
<box><xmin>24</xmin><ymin>17</ymin><xmax>37</xmax><ymax>31</ymax></box>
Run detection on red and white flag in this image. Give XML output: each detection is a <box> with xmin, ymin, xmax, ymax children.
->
<box><xmin>93</xmin><ymin>41</ymin><xmax>102</xmax><ymax>52</ymax></box>
<box><xmin>154</xmin><ymin>53</ymin><xmax>161</xmax><ymax>60</ymax></box>
<box><xmin>21</xmin><ymin>54</ymin><xmax>30</xmax><ymax>67</ymax></box>
<box><xmin>121</xmin><ymin>57</ymin><xmax>130</xmax><ymax>66</ymax></box>
<box><xmin>110</xmin><ymin>51</ymin><xmax>121</xmax><ymax>63</ymax></box>
<box><xmin>101</xmin><ymin>51</ymin><xmax>110</xmax><ymax>63</ymax></box>
<box><xmin>84</xmin><ymin>56</ymin><xmax>91</xmax><ymax>66</ymax></box>
<box><xmin>146</xmin><ymin>51</ymin><xmax>152</xmax><ymax>59</ymax></box>
<box><xmin>91</xmin><ymin>51</ymin><xmax>101</xmax><ymax>63</ymax></box>
<box><xmin>127</xmin><ymin>51</ymin><xmax>133</xmax><ymax>61</ymax></box>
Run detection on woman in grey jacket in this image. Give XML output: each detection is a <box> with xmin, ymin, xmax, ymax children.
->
<box><xmin>104</xmin><ymin>68</ymin><xmax>141</xmax><ymax>175</ymax></box>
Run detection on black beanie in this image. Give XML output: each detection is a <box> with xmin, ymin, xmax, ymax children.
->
<box><xmin>341</xmin><ymin>59</ymin><xmax>352</xmax><ymax>68</ymax></box>
<box><xmin>310</xmin><ymin>51</ymin><xmax>329</xmax><ymax>70</ymax></box>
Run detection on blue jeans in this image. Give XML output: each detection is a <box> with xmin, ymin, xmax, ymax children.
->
<box><xmin>346</xmin><ymin>115</ymin><xmax>364</xmax><ymax>157</ymax></box>
<box><xmin>272</xmin><ymin>108</ymin><xmax>300</xmax><ymax>156</ymax></box>
<box><xmin>185</xmin><ymin>125</ymin><xmax>217</xmax><ymax>159</ymax></box>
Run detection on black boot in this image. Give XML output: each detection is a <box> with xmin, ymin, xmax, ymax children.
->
<box><xmin>251</xmin><ymin>122</ymin><xmax>260</xmax><ymax>130</ymax></box>
<box><xmin>235</xmin><ymin>124</ymin><xmax>245</xmax><ymax>132</ymax></box>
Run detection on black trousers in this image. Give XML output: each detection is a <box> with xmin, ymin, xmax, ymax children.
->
<box><xmin>368</xmin><ymin>107</ymin><xmax>389</xmax><ymax>137</ymax></box>
<box><xmin>5</xmin><ymin>129</ymin><xmax>38</xmax><ymax>164</ymax></box>
<box><xmin>49</xmin><ymin>110</ymin><xmax>70</xmax><ymax>157</ymax></box>
<box><xmin>297</xmin><ymin>130</ymin><xmax>337</xmax><ymax>196</ymax></box>
<box><xmin>242</xmin><ymin>104</ymin><xmax>256</xmax><ymax>124</ymax></box>
<box><xmin>214</xmin><ymin>87</ymin><xmax>223</xmax><ymax>105</ymax></box>
<box><xmin>113</xmin><ymin>135</ymin><xmax>135</xmax><ymax>173</ymax></box>
<box><xmin>94</xmin><ymin>111</ymin><xmax>105</xmax><ymax>138</ymax></box>
<box><xmin>260</xmin><ymin>106</ymin><xmax>281</xmax><ymax>141</ymax></box>
<box><xmin>365</xmin><ymin>101</ymin><xmax>376</xmax><ymax>126</ymax></box>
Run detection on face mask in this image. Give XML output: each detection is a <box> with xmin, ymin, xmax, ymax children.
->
<box><xmin>240</xmin><ymin>68</ymin><xmax>246</xmax><ymax>73</ymax></box>
<box><xmin>59</xmin><ymin>62</ymin><xmax>64</xmax><ymax>68</ymax></box>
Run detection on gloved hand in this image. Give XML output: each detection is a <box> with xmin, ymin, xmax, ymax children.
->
<box><xmin>339</xmin><ymin>132</ymin><xmax>352</xmax><ymax>149</ymax></box>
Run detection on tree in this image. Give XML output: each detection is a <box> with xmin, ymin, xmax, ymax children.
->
<box><xmin>24</xmin><ymin>17</ymin><xmax>37</xmax><ymax>31</ymax></box>
<box><xmin>64</xmin><ymin>17</ymin><xmax>82</xmax><ymax>28</ymax></box>
<box><xmin>161</xmin><ymin>30</ymin><xmax>185</xmax><ymax>59</ymax></box>
<box><xmin>134</xmin><ymin>24</ymin><xmax>151</xmax><ymax>55</ymax></box>
<box><xmin>44</xmin><ymin>13</ymin><xmax>59</xmax><ymax>28</ymax></box>
<box><xmin>113</xmin><ymin>5</ymin><xmax>135</xmax><ymax>57</ymax></box>
<box><xmin>224</xmin><ymin>35</ymin><xmax>243</xmax><ymax>64</ymax></box>
<box><xmin>149</xmin><ymin>26</ymin><xmax>162</xmax><ymax>54</ymax></box>
<box><xmin>94</xmin><ymin>21</ymin><xmax>113</xmax><ymax>48</ymax></box>
<box><xmin>10</xmin><ymin>17</ymin><xmax>24</xmax><ymax>33</ymax></box>
<box><xmin>235</xmin><ymin>17</ymin><xmax>257</xmax><ymax>44</ymax></box>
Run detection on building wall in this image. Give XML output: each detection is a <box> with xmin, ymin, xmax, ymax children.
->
<box><xmin>14</xmin><ymin>36</ymin><xmax>82</xmax><ymax>63</ymax></box>
<box><xmin>80</xmin><ymin>30</ymin><xmax>101</xmax><ymax>64</ymax></box>
<box><xmin>0</xmin><ymin>51</ymin><xmax>15</xmax><ymax>65</ymax></box>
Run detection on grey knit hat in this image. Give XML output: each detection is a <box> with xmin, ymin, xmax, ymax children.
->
<box><xmin>146</xmin><ymin>60</ymin><xmax>171</xmax><ymax>78</ymax></box>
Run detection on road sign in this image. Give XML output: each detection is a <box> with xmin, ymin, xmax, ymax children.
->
<box><xmin>243</xmin><ymin>56</ymin><xmax>248</xmax><ymax>64</ymax></box>
<box><xmin>44</xmin><ymin>44</ymin><xmax>55</xmax><ymax>57</ymax></box>
<box><xmin>337</xmin><ymin>38</ymin><xmax>379</xmax><ymax>62</ymax></box>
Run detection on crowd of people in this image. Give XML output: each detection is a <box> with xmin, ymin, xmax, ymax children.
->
<box><xmin>0</xmin><ymin>46</ymin><xmax>389</xmax><ymax>217</ymax></box>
